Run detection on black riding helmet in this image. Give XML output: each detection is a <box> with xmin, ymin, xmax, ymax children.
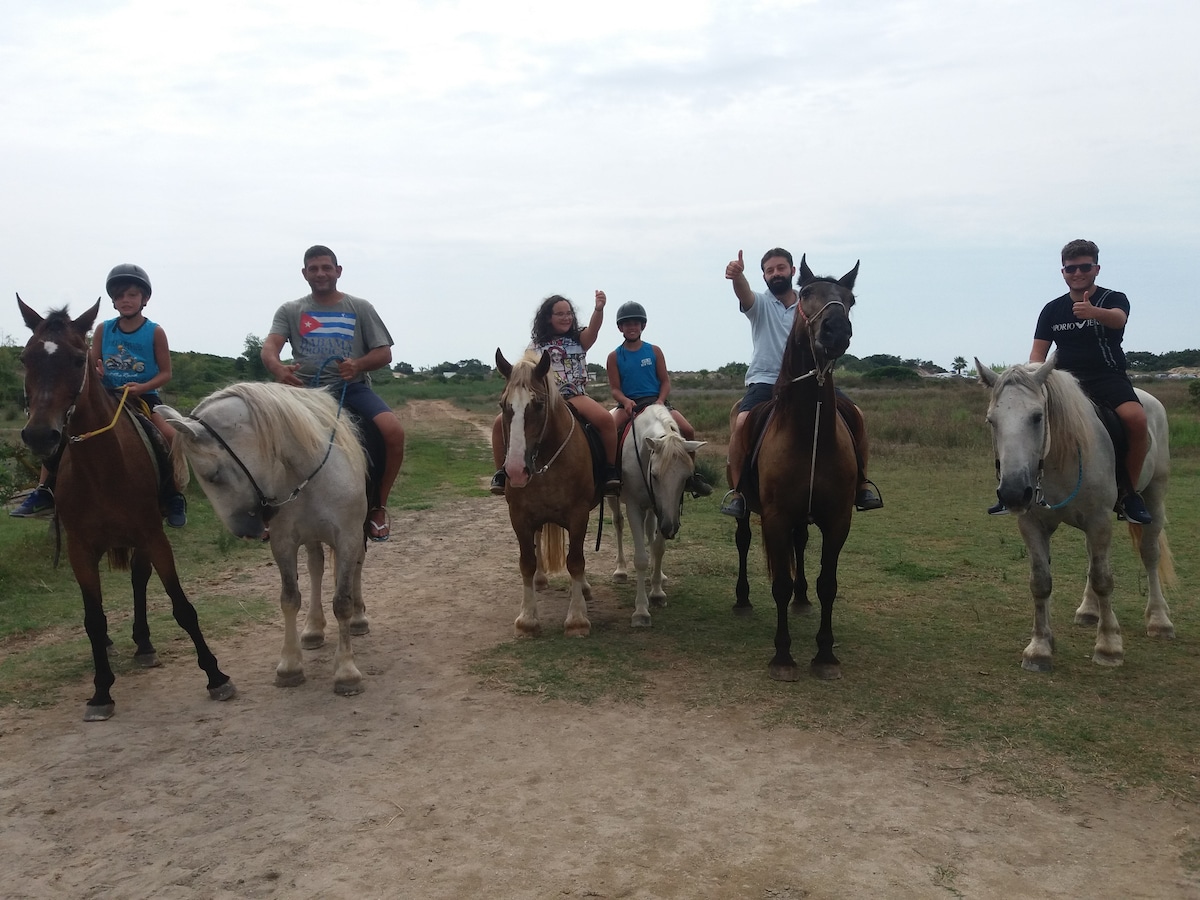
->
<box><xmin>105</xmin><ymin>263</ymin><xmax>152</xmax><ymax>300</ymax></box>
<box><xmin>615</xmin><ymin>301</ymin><xmax>647</xmax><ymax>325</ymax></box>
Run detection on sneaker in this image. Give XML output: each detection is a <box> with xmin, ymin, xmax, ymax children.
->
<box><xmin>166</xmin><ymin>492</ymin><xmax>187</xmax><ymax>528</ymax></box>
<box><xmin>685</xmin><ymin>473</ymin><xmax>714</xmax><ymax>497</ymax></box>
<box><xmin>1119</xmin><ymin>491</ymin><xmax>1152</xmax><ymax>525</ymax></box>
<box><xmin>604</xmin><ymin>465</ymin><xmax>622</xmax><ymax>496</ymax></box>
<box><xmin>987</xmin><ymin>501</ymin><xmax>1009</xmax><ymax>516</ymax></box>
<box><xmin>10</xmin><ymin>486</ymin><xmax>54</xmax><ymax>518</ymax></box>
<box><xmin>855</xmin><ymin>485</ymin><xmax>883</xmax><ymax>511</ymax></box>
<box><xmin>719</xmin><ymin>490</ymin><xmax>747</xmax><ymax>519</ymax></box>
<box><xmin>489</xmin><ymin>470</ymin><xmax>506</xmax><ymax>496</ymax></box>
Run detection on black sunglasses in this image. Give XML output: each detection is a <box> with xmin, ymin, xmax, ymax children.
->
<box><xmin>1062</xmin><ymin>263</ymin><xmax>1096</xmax><ymax>275</ymax></box>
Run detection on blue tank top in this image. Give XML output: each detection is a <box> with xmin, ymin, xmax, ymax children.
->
<box><xmin>99</xmin><ymin>317</ymin><xmax>160</xmax><ymax>390</ymax></box>
<box><xmin>615</xmin><ymin>342</ymin><xmax>660</xmax><ymax>398</ymax></box>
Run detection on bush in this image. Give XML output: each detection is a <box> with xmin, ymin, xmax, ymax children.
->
<box><xmin>863</xmin><ymin>366</ymin><xmax>921</xmax><ymax>383</ymax></box>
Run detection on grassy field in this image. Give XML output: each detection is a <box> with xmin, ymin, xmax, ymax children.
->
<box><xmin>2</xmin><ymin>376</ymin><xmax>1198</xmax><ymax>806</ymax></box>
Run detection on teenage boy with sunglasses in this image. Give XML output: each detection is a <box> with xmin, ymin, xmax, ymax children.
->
<box><xmin>988</xmin><ymin>239</ymin><xmax>1151</xmax><ymax>523</ymax></box>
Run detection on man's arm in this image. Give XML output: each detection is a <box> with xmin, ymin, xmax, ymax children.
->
<box><xmin>337</xmin><ymin>345</ymin><xmax>393</xmax><ymax>381</ymax></box>
<box><xmin>726</xmin><ymin>250</ymin><xmax>756</xmax><ymax>311</ymax></box>
<box><xmin>1029</xmin><ymin>339</ymin><xmax>1052</xmax><ymax>363</ymax></box>
<box><xmin>262</xmin><ymin>333</ymin><xmax>303</xmax><ymax>386</ymax></box>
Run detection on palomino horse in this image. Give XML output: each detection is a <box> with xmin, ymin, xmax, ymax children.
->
<box><xmin>496</xmin><ymin>348</ymin><xmax>600</xmax><ymax>637</ymax></box>
<box><xmin>161</xmin><ymin>382</ymin><xmax>370</xmax><ymax>694</ymax></box>
<box><xmin>608</xmin><ymin>404</ymin><xmax>705</xmax><ymax>627</ymax></box>
<box><xmin>16</xmin><ymin>297</ymin><xmax>235</xmax><ymax>720</ymax></box>
<box><xmin>727</xmin><ymin>257</ymin><xmax>861</xmax><ymax>680</ymax></box>
<box><xmin>976</xmin><ymin>355</ymin><xmax>1174</xmax><ymax>671</ymax></box>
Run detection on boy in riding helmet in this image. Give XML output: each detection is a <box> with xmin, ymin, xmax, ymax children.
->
<box><xmin>10</xmin><ymin>264</ymin><xmax>189</xmax><ymax>526</ymax></box>
<box><xmin>606</xmin><ymin>300</ymin><xmax>712</xmax><ymax>497</ymax></box>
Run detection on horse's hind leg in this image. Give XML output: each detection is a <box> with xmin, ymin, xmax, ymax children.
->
<box><xmin>330</xmin><ymin>540</ymin><xmax>365</xmax><ymax>696</ymax></box>
<box><xmin>1135</xmin><ymin>516</ymin><xmax>1175</xmax><ymax>639</ymax></box>
<box><xmin>271</xmin><ymin>541</ymin><xmax>306</xmax><ymax>687</ymax></box>
<box><xmin>790</xmin><ymin>526</ymin><xmax>812</xmax><ymax>616</ymax></box>
<box><xmin>610</xmin><ymin>496</ymin><xmax>629</xmax><ymax>584</ymax></box>
<box><xmin>1082</xmin><ymin>525</ymin><xmax>1122</xmax><ymax>667</ymax></box>
<box><xmin>301</xmin><ymin>542</ymin><xmax>328</xmax><ymax>649</ymax></box>
<box><xmin>146</xmin><ymin>535</ymin><xmax>236</xmax><ymax>702</ymax></box>
<box><xmin>627</xmin><ymin>504</ymin><xmax>653</xmax><ymax>627</ymax></box>
<box><xmin>129</xmin><ymin>550</ymin><xmax>160</xmax><ymax>667</ymax></box>
<box><xmin>733</xmin><ymin>516</ymin><xmax>753</xmax><ymax>616</ymax></box>
<box><xmin>563</xmin><ymin>524</ymin><xmax>592</xmax><ymax>638</ymax></box>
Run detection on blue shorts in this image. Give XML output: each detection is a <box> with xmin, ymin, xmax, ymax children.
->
<box><xmin>331</xmin><ymin>381</ymin><xmax>391</xmax><ymax>421</ymax></box>
<box><xmin>737</xmin><ymin>382</ymin><xmax>774</xmax><ymax>412</ymax></box>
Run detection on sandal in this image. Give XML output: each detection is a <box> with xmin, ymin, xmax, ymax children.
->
<box><xmin>368</xmin><ymin>507</ymin><xmax>391</xmax><ymax>542</ymax></box>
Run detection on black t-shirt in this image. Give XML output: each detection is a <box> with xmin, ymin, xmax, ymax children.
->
<box><xmin>1033</xmin><ymin>286</ymin><xmax>1129</xmax><ymax>375</ymax></box>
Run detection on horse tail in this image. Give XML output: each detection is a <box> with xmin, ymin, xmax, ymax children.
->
<box><xmin>539</xmin><ymin>523</ymin><xmax>567</xmax><ymax>574</ymax></box>
<box><xmin>107</xmin><ymin>548</ymin><xmax>131</xmax><ymax>572</ymax></box>
<box><xmin>1127</xmin><ymin>524</ymin><xmax>1177</xmax><ymax>588</ymax></box>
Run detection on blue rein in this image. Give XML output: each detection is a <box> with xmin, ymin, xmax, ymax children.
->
<box><xmin>1038</xmin><ymin>446</ymin><xmax>1084</xmax><ymax>511</ymax></box>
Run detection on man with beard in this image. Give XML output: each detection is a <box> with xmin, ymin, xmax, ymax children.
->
<box><xmin>719</xmin><ymin>247</ymin><xmax>882</xmax><ymax>519</ymax></box>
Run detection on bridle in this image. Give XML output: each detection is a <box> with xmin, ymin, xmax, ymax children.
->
<box><xmin>992</xmin><ymin>383</ymin><xmax>1083</xmax><ymax>511</ymax></box>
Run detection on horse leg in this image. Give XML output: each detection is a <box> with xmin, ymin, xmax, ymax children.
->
<box><xmin>761</xmin><ymin>518</ymin><xmax>799</xmax><ymax>681</ymax></box>
<box><xmin>790</xmin><ymin>526</ymin><xmax>812</xmax><ymax>616</ymax></box>
<box><xmin>1082</xmin><ymin>524</ymin><xmax>1122</xmax><ymax>667</ymax></box>
<box><xmin>627</xmin><ymin>503</ymin><xmax>653</xmax><ymax>627</ymax></box>
<box><xmin>1134</xmin><ymin>492</ymin><xmax>1175</xmax><ymax>638</ymax></box>
<box><xmin>732</xmin><ymin>516</ymin><xmax>753</xmax><ymax>616</ymax></box>
<box><xmin>271</xmin><ymin>540</ymin><xmax>306</xmax><ymax>686</ymax></box>
<box><xmin>349</xmin><ymin>544</ymin><xmax>369</xmax><ymax>636</ymax></box>
<box><xmin>532</xmin><ymin>527</ymin><xmax>549</xmax><ymax>592</ymax></box>
<box><xmin>610</xmin><ymin>496</ymin><xmax>629</xmax><ymax>584</ymax></box>
<box><xmin>69</xmin><ymin>544</ymin><xmax>118</xmax><ymax>721</ymax></box>
<box><xmin>1018</xmin><ymin>517</ymin><xmax>1056</xmax><ymax>672</ymax></box>
<box><xmin>648</xmin><ymin>511</ymin><xmax>667</xmax><ymax>609</ymax></box>
<box><xmin>301</xmin><ymin>542</ymin><xmax>327</xmax><ymax>649</ymax></box>
<box><xmin>562</xmin><ymin>527</ymin><xmax>592</xmax><ymax>638</ymax></box>
<box><xmin>145</xmin><ymin>533</ymin><xmax>235</xmax><ymax>702</ymax></box>
<box><xmin>129</xmin><ymin>549</ymin><xmax>160</xmax><ymax>667</ymax></box>
<box><xmin>515</xmin><ymin>530</ymin><xmax>542</xmax><ymax>636</ymax></box>
<box><xmin>811</xmin><ymin>523</ymin><xmax>847</xmax><ymax>681</ymax></box>
<box><xmin>329</xmin><ymin>539</ymin><xmax>366</xmax><ymax>696</ymax></box>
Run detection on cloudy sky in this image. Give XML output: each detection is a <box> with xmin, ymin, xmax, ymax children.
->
<box><xmin>3</xmin><ymin>0</ymin><xmax>1197</xmax><ymax>375</ymax></box>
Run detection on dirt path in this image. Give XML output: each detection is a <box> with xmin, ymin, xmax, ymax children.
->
<box><xmin>1</xmin><ymin>402</ymin><xmax>1196</xmax><ymax>899</ymax></box>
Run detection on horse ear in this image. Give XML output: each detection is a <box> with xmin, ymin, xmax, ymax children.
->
<box><xmin>974</xmin><ymin>357</ymin><xmax>997</xmax><ymax>387</ymax></box>
<box><xmin>495</xmin><ymin>348</ymin><xmax>512</xmax><ymax>378</ymax></box>
<box><xmin>839</xmin><ymin>261</ymin><xmax>860</xmax><ymax>290</ymax></box>
<box><xmin>683</xmin><ymin>440</ymin><xmax>707</xmax><ymax>453</ymax></box>
<box><xmin>76</xmin><ymin>299</ymin><xmax>101</xmax><ymax>335</ymax></box>
<box><xmin>534</xmin><ymin>350</ymin><xmax>552</xmax><ymax>380</ymax></box>
<box><xmin>1033</xmin><ymin>353</ymin><xmax>1057</xmax><ymax>387</ymax></box>
<box><xmin>798</xmin><ymin>254</ymin><xmax>814</xmax><ymax>285</ymax></box>
<box><xmin>16</xmin><ymin>293</ymin><xmax>43</xmax><ymax>331</ymax></box>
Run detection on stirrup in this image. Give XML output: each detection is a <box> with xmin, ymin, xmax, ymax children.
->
<box><xmin>855</xmin><ymin>480</ymin><xmax>883</xmax><ymax>511</ymax></box>
<box><xmin>719</xmin><ymin>490</ymin><xmax>747</xmax><ymax>519</ymax></box>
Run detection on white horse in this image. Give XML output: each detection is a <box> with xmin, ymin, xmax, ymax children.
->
<box><xmin>160</xmin><ymin>383</ymin><xmax>371</xmax><ymax>695</ymax></box>
<box><xmin>608</xmin><ymin>405</ymin><xmax>705</xmax><ymax>627</ymax></box>
<box><xmin>976</xmin><ymin>355</ymin><xmax>1175</xmax><ymax>672</ymax></box>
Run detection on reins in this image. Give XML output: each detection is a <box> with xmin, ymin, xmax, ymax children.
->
<box><xmin>991</xmin><ymin>382</ymin><xmax>1085</xmax><ymax>511</ymax></box>
<box><xmin>786</xmin><ymin>296</ymin><xmax>847</xmax><ymax>513</ymax></box>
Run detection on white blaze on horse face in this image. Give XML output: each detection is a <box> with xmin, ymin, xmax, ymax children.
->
<box><xmin>504</xmin><ymin>386</ymin><xmax>533</xmax><ymax>488</ymax></box>
<box><xmin>40</xmin><ymin>340</ymin><xmax>59</xmax><ymax>355</ymax></box>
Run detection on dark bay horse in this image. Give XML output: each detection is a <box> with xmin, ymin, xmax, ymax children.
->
<box><xmin>727</xmin><ymin>258</ymin><xmax>861</xmax><ymax>680</ymax></box>
<box><xmin>496</xmin><ymin>348</ymin><xmax>600</xmax><ymax>637</ymax></box>
<box><xmin>17</xmin><ymin>297</ymin><xmax>235</xmax><ymax>720</ymax></box>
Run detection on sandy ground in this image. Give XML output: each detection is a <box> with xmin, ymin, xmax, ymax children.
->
<box><xmin>1</xmin><ymin>401</ymin><xmax>1197</xmax><ymax>899</ymax></box>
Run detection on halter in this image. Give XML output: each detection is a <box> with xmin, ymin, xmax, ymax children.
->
<box><xmin>991</xmin><ymin>382</ymin><xmax>1084</xmax><ymax>511</ymax></box>
<box><xmin>629</xmin><ymin>408</ymin><xmax>659</xmax><ymax>514</ymax></box>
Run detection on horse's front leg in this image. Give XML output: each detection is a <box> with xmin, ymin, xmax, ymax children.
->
<box><xmin>647</xmin><ymin>509</ymin><xmax>667</xmax><ymax>608</ymax></box>
<box><xmin>69</xmin><ymin>544</ymin><xmax>118</xmax><ymax>721</ymax></box>
<box><xmin>732</xmin><ymin>515</ymin><xmax>753</xmax><ymax>615</ymax></box>
<box><xmin>626</xmin><ymin>503</ymin><xmax>653</xmax><ymax>627</ymax></box>
<box><xmin>790</xmin><ymin>526</ymin><xmax>812</xmax><ymax>616</ymax></box>
<box><xmin>811</xmin><ymin>523</ymin><xmax>846</xmax><ymax>681</ymax></box>
<box><xmin>145</xmin><ymin>533</ymin><xmax>235</xmax><ymax>702</ymax></box>
<box><xmin>329</xmin><ymin>539</ymin><xmax>365</xmax><ymax>696</ymax></box>
<box><xmin>515</xmin><ymin>529</ymin><xmax>542</xmax><ymax>637</ymax></box>
<box><xmin>129</xmin><ymin>549</ymin><xmax>160</xmax><ymax>667</ymax></box>
<box><xmin>1081</xmin><ymin>523</ymin><xmax>1122</xmax><ymax>667</ymax></box>
<box><xmin>301</xmin><ymin>542</ymin><xmax>327</xmax><ymax>649</ymax></box>
<box><xmin>563</xmin><ymin>518</ymin><xmax>592</xmax><ymax>638</ymax></box>
<box><xmin>271</xmin><ymin>540</ymin><xmax>306</xmax><ymax>686</ymax></box>
<box><xmin>761</xmin><ymin>517</ymin><xmax>799</xmax><ymax>681</ymax></box>
<box><xmin>1018</xmin><ymin>517</ymin><xmax>1056</xmax><ymax>672</ymax></box>
<box><xmin>348</xmin><ymin>544</ymin><xmax>369</xmax><ymax>636</ymax></box>
<box><xmin>609</xmin><ymin>496</ymin><xmax>629</xmax><ymax>584</ymax></box>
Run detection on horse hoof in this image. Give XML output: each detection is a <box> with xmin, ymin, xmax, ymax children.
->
<box><xmin>349</xmin><ymin>621</ymin><xmax>370</xmax><ymax>637</ymax></box>
<box><xmin>334</xmin><ymin>680</ymin><xmax>364</xmax><ymax>696</ymax></box>
<box><xmin>768</xmin><ymin>663</ymin><xmax>802</xmax><ymax>682</ymax></box>
<box><xmin>208</xmin><ymin>681</ymin><xmax>237</xmax><ymax>702</ymax></box>
<box><xmin>134</xmin><ymin>652</ymin><xmax>161</xmax><ymax>668</ymax></box>
<box><xmin>1092</xmin><ymin>651</ymin><xmax>1124</xmax><ymax>667</ymax></box>
<box><xmin>630</xmin><ymin>614</ymin><xmax>652</xmax><ymax>628</ymax></box>
<box><xmin>83</xmin><ymin>703</ymin><xmax>115</xmax><ymax>722</ymax></box>
<box><xmin>612</xmin><ymin>572</ymin><xmax>628</xmax><ymax>584</ymax></box>
<box><xmin>1147</xmin><ymin>624</ymin><xmax>1176</xmax><ymax>640</ymax></box>
<box><xmin>1021</xmin><ymin>657</ymin><xmax>1053</xmax><ymax>673</ymax></box>
<box><xmin>564</xmin><ymin>623</ymin><xmax>591</xmax><ymax>638</ymax></box>
<box><xmin>275</xmin><ymin>670</ymin><xmax>306</xmax><ymax>687</ymax></box>
<box><xmin>649</xmin><ymin>595</ymin><xmax>667</xmax><ymax>608</ymax></box>
<box><xmin>810</xmin><ymin>662</ymin><xmax>842</xmax><ymax>681</ymax></box>
<box><xmin>1074</xmin><ymin>612</ymin><xmax>1099</xmax><ymax>627</ymax></box>
<box><xmin>300</xmin><ymin>633</ymin><xmax>325</xmax><ymax>650</ymax></box>
<box><xmin>790</xmin><ymin>600</ymin><xmax>814</xmax><ymax>617</ymax></box>
<box><xmin>732</xmin><ymin>603</ymin><xmax>754</xmax><ymax>618</ymax></box>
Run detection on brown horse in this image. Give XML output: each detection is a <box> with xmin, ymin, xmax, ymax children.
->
<box><xmin>496</xmin><ymin>348</ymin><xmax>600</xmax><ymax>637</ymax></box>
<box><xmin>727</xmin><ymin>257</ymin><xmax>860</xmax><ymax>680</ymax></box>
<box><xmin>17</xmin><ymin>297</ymin><xmax>235</xmax><ymax>720</ymax></box>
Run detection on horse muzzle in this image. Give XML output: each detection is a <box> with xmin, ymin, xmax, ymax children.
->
<box><xmin>20</xmin><ymin>423</ymin><xmax>63</xmax><ymax>461</ymax></box>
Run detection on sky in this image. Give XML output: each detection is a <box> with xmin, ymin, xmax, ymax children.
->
<box><xmin>2</xmin><ymin>0</ymin><xmax>1197</xmax><ymax>375</ymax></box>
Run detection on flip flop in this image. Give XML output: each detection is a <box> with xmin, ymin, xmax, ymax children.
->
<box><xmin>368</xmin><ymin>507</ymin><xmax>391</xmax><ymax>542</ymax></box>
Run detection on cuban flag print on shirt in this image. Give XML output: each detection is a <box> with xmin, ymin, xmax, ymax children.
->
<box><xmin>299</xmin><ymin>310</ymin><xmax>357</xmax><ymax>362</ymax></box>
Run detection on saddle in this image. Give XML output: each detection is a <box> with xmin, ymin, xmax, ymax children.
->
<box><xmin>345</xmin><ymin>410</ymin><xmax>387</xmax><ymax>510</ymax></box>
<box><xmin>567</xmin><ymin>406</ymin><xmax>607</xmax><ymax>494</ymax></box>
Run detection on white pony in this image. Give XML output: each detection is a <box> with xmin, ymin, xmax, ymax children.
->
<box><xmin>976</xmin><ymin>355</ymin><xmax>1174</xmax><ymax>672</ymax></box>
<box><xmin>608</xmin><ymin>404</ymin><xmax>705</xmax><ymax>627</ymax></box>
<box><xmin>160</xmin><ymin>383</ymin><xmax>371</xmax><ymax>695</ymax></box>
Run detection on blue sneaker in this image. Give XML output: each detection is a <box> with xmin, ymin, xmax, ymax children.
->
<box><xmin>1119</xmin><ymin>492</ymin><xmax>1151</xmax><ymax>525</ymax></box>
<box><xmin>10</xmin><ymin>486</ymin><xmax>54</xmax><ymax>517</ymax></box>
<box><xmin>166</xmin><ymin>492</ymin><xmax>188</xmax><ymax>528</ymax></box>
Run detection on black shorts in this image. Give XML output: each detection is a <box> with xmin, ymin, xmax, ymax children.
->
<box><xmin>628</xmin><ymin>396</ymin><xmax>673</xmax><ymax>411</ymax></box>
<box><xmin>1074</xmin><ymin>371</ymin><xmax>1139</xmax><ymax>411</ymax></box>
<box><xmin>736</xmin><ymin>382</ymin><xmax>774</xmax><ymax>413</ymax></box>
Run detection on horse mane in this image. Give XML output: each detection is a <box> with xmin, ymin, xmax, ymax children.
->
<box><xmin>638</xmin><ymin>405</ymin><xmax>691</xmax><ymax>467</ymax></box>
<box><xmin>994</xmin><ymin>364</ymin><xmax>1098</xmax><ymax>471</ymax></box>
<box><xmin>502</xmin><ymin>350</ymin><xmax>564</xmax><ymax>412</ymax></box>
<box><xmin>192</xmin><ymin>382</ymin><xmax>366</xmax><ymax>481</ymax></box>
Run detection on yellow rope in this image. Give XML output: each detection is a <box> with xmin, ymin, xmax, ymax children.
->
<box><xmin>70</xmin><ymin>385</ymin><xmax>144</xmax><ymax>443</ymax></box>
